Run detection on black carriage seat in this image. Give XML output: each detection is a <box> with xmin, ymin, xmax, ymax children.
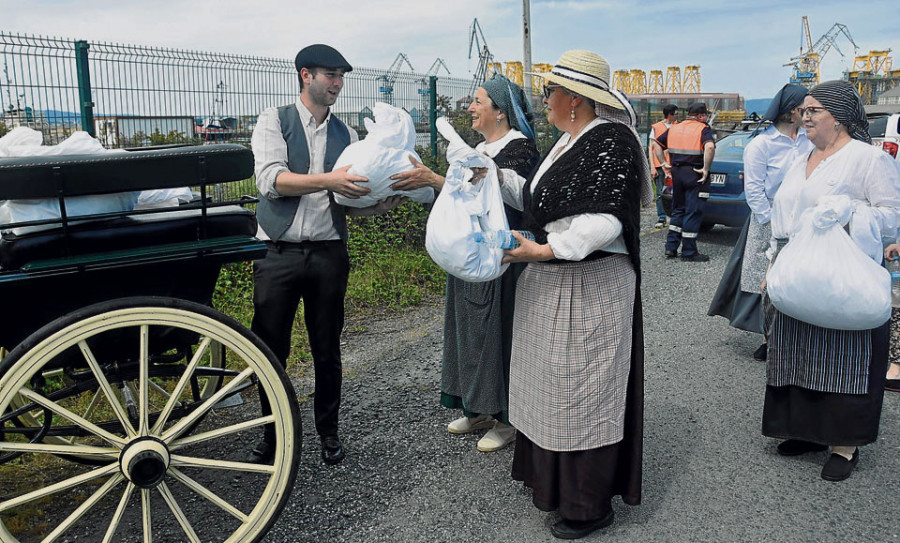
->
<box><xmin>0</xmin><ymin>144</ymin><xmax>260</xmax><ymax>272</ymax></box>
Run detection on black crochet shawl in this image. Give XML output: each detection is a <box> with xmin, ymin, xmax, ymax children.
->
<box><xmin>493</xmin><ymin>137</ymin><xmax>540</xmax><ymax>229</ymax></box>
<box><xmin>523</xmin><ymin>122</ymin><xmax>643</xmax><ymax>281</ymax></box>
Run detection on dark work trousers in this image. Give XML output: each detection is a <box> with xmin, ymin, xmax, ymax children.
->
<box><xmin>654</xmin><ymin>166</ymin><xmax>668</xmax><ymax>221</ymax></box>
<box><xmin>251</xmin><ymin>240</ymin><xmax>350</xmax><ymax>440</ymax></box>
<box><xmin>665</xmin><ymin>164</ymin><xmax>707</xmax><ymax>257</ymax></box>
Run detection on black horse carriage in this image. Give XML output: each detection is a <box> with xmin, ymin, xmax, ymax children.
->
<box><xmin>0</xmin><ymin>145</ymin><xmax>300</xmax><ymax>542</ymax></box>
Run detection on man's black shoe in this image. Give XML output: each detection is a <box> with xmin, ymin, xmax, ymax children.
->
<box><xmin>681</xmin><ymin>253</ymin><xmax>710</xmax><ymax>262</ymax></box>
<box><xmin>247</xmin><ymin>438</ymin><xmax>276</xmax><ymax>464</ymax></box>
<box><xmin>665</xmin><ymin>250</ymin><xmax>678</xmax><ymax>259</ymax></box>
<box><xmin>321</xmin><ymin>435</ymin><xmax>345</xmax><ymax>465</ymax></box>
<box><xmin>753</xmin><ymin>343</ymin><xmax>767</xmax><ymax>361</ymax></box>
<box><xmin>777</xmin><ymin>439</ymin><xmax>827</xmax><ymax>457</ymax></box>
<box><xmin>550</xmin><ymin>510</ymin><xmax>614</xmax><ymax>539</ymax></box>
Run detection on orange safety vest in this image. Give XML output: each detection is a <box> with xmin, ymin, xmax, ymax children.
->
<box><xmin>651</xmin><ymin>120</ymin><xmax>673</xmax><ymax>169</ymax></box>
<box><xmin>665</xmin><ymin>118</ymin><xmax>707</xmax><ymax>159</ymax></box>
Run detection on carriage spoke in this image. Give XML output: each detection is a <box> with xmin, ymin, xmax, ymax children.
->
<box><xmin>102</xmin><ymin>482</ymin><xmax>135</xmax><ymax>543</ymax></box>
<box><xmin>141</xmin><ymin>489</ymin><xmax>152</xmax><ymax>543</ymax></box>
<box><xmin>170</xmin><ymin>454</ymin><xmax>276</xmax><ymax>474</ymax></box>
<box><xmin>40</xmin><ymin>474</ymin><xmax>124</xmax><ymax>543</ymax></box>
<box><xmin>0</xmin><ymin>463</ymin><xmax>119</xmax><ymax>513</ymax></box>
<box><xmin>160</xmin><ymin>367</ymin><xmax>254</xmax><ymax>443</ymax></box>
<box><xmin>82</xmin><ymin>387</ymin><xmax>103</xmax><ymax>420</ymax></box>
<box><xmin>170</xmin><ymin>415</ymin><xmax>274</xmax><ymax>451</ymax></box>
<box><xmin>151</xmin><ymin>336</ymin><xmax>211</xmax><ymax>435</ymax></box>
<box><xmin>168</xmin><ymin>467</ymin><xmax>249</xmax><ymax>522</ymax></box>
<box><xmin>158</xmin><ymin>481</ymin><xmax>202</xmax><ymax>543</ymax></box>
<box><xmin>0</xmin><ymin>441</ymin><xmax>118</xmax><ymax>459</ymax></box>
<box><xmin>79</xmin><ymin>340</ymin><xmax>137</xmax><ymax>438</ymax></box>
<box><xmin>17</xmin><ymin>388</ymin><xmax>126</xmax><ymax>447</ymax></box>
<box><xmin>139</xmin><ymin>325</ymin><xmax>150</xmax><ymax>436</ymax></box>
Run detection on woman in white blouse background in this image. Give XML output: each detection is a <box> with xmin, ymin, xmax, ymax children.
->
<box><xmin>762</xmin><ymin>80</ymin><xmax>900</xmax><ymax>482</ymax></box>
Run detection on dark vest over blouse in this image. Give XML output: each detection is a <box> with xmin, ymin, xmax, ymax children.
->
<box><xmin>255</xmin><ymin>104</ymin><xmax>351</xmax><ymax>242</ymax></box>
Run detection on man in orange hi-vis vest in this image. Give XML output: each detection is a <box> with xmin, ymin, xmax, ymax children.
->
<box><xmin>653</xmin><ymin>102</ymin><xmax>716</xmax><ymax>262</ymax></box>
<box><xmin>648</xmin><ymin>104</ymin><xmax>678</xmax><ymax>228</ymax></box>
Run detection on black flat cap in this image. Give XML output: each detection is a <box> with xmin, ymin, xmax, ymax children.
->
<box><xmin>687</xmin><ymin>102</ymin><xmax>709</xmax><ymax>115</ymax></box>
<box><xmin>294</xmin><ymin>44</ymin><xmax>352</xmax><ymax>73</ymax></box>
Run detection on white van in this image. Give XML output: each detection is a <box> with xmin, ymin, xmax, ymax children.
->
<box><xmin>869</xmin><ymin>113</ymin><xmax>900</xmax><ymax>165</ymax></box>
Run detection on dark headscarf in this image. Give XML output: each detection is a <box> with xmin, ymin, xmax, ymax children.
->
<box><xmin>808</xmin><ymin>80</ymin><xmax>871</xmax><ymax>144</ymax></box>
<box><xmin>764</xmin><ymin>84</ymin><xmax>807</xmax><ymax>121</ymax></box>
<box><xmin>480</xmin><ymin>74</ymin><xmax>535</xmax><ymax>140</ymax></box>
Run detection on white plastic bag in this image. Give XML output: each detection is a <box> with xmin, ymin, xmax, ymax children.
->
<box><xmin>767</xmin><ymin>197</ymin><xmax>891</xmax><ymax>330</ymax></box>
<box><xmin>0</xmin><ymin>128</ymin><xmax>139</xmax><ymax>233</ymax></box>
<box><xmin>333</xmin><ymin>103</ymin><xmax>433</xmax><ymax>207</ymax></box>
<box><xmin>424</xmin><ymin>118</ymin><xmax>509</xmax><ymax>282</ymax></box>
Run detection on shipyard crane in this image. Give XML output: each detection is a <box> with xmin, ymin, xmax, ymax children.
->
<box><xmin>378</xmin><ymin>52</ymin><xmax>415</xmax><ymax>105</ymax></box>
<box><xmin>784</xmin><ymin>16</ymin><xmax>858</xmax><ymax>88</ymax></box>
<box><xmin>425</xmin><ymin>58</ymin><xmax>451</xmax><ymax>77</ymax></box>
<box><xmin>418</xmin><ymin>58</ymin><xmax>451</xmax><ymax>109</ymax></box>
<box><xmin>467</xmin><ymin>18</ymin><xmax>495</xmax><ymax>101</ymax></box>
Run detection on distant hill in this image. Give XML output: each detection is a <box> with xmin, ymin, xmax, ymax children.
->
<box><xmin>744</xmin><ymin>99</ymin><xmax>772</xmax><ymax>117</ymax></box>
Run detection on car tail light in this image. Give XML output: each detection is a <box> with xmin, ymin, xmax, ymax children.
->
<box><xmin>883</xmin><ymin>141</ymin><xmax>899</xmax><ymax>158</ymax></box>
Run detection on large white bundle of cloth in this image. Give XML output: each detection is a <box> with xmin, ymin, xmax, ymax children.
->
<box><xmin>333</xmin><ymin>102</ymin><xmax>433</xmax><ymax>207</ymax></box>
<box><xmin>0</xmin><ymin>128</ymin><xmax>191</xmax><ymax>231</ymax></box>
<box><xmin>424</xmin><ymin>117</ymin><xmax>509</xmax><ymax>282</ymax></box>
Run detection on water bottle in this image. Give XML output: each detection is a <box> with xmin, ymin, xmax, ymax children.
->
<box><xmin>889</xmin><ymin>257</ymin><xmax>900</xmax><ymax>308</ymax></box>
<box><xmin>469</xmin><ymin>229</ymin><xmax>535</xmax><ymax>249</ymax></box>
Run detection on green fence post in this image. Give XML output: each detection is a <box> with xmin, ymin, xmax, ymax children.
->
<box><xmin>429</xmin><ymin>76</ymin><xmax>437</xmax><ymax>159</ymax></box>
<box><xmin>74</xmin><ymin>40</ymin><xmax>95</xmax><ymax>136</ymax></box>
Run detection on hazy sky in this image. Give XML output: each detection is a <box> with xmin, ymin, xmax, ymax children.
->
<box><xmin>3</xmin><ymin>0</ymin><xmax>897</xmax><ymax>99</ymax></box>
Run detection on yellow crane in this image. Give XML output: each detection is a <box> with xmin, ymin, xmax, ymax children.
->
<box><xmin>784</xmin><ymin>16</ymin><xmax>857</xmax><ymax>88</ymax></box>
<box><xmin>846</xmin><ymin>49</ymin><xmax>897</xmax><ymax>103</ymax></box>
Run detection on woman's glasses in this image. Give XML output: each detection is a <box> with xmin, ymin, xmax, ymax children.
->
<box><xmin>542</xmin><ymin>84</ymin><xmax>562</xmax><ymax>99</ymax></box>
<box><xmin>799</xmin><ymin>106</ymin><xmax>829</xmax><ymax>118</ymax></box>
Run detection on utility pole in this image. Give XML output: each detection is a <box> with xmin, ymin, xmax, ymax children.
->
<box><xmin>523</xmin><ymin>0</ymin><xmax>532</xmax><ymax>97</ymax></box>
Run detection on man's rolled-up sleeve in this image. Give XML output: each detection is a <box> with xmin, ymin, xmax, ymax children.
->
<box><xmin>251</xmin><ymin>108</ymin><xmax>289</xmax><ymax>200</ymax></box>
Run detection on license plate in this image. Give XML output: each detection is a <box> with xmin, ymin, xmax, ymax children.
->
<box><xmin>709</xmin><ymin>173</ymin><xmax>727</xmax><ymax>185</ymax></box>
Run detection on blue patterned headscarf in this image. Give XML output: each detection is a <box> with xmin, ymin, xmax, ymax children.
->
<box><xmin>480</xmin><ymin>74</ymin><xmax>535</xmax><ymax>140</ymax></box>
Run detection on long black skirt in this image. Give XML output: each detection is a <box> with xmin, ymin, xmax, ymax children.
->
<box><xmin>512</xmin><ymin>433</ymin><xmax>623</xmax><ymax>521</ymax></box>
<box><xmin>707</xmin><ymin>215</ymin><xmax>764</xmax><ymax>334</ymax></box>
<box><xmin>762</xmin><ymin>320</ymin><xmax>889</xmax><ymax>446</ymax></box>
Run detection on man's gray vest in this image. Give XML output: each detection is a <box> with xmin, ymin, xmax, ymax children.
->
<box><xmin>255</xmin><ymin>104</ymin><xmax>351</xmax><ymax>242</ymax></box>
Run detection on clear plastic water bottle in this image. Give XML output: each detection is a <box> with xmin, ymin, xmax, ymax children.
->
<box><xmin>469</xmin><ymin>229</ymin><xmax>535</xmax><ymax>249</ymax></box>
<box><xmin>889</xmin><ymin>257</ymin><xmax>900</xmax><ymax>308</ymax></box>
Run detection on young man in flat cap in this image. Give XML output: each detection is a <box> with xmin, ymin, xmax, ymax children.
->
<box><xmin>249</xmin><ymin>44</ymin><xmax>401</xmax><ymax>465</ymax></box>
<box><xmin>654</xmin><ymin>102</ymin><xmax>716</xmax><ymax>262</ymax></box>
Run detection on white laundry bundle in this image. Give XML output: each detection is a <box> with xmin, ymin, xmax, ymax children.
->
<box><xmin>333</xmin><ymin>102</ymin><xmax>433</xmax><ymax>207</ymax></box>
<box><xmin>424</xmin><ymin>117</ymin><xmax>509</xmax><ymax>282</ymax></box>
<box><xmin>0</xmin><ymin>127</ymin><xmax>191</xmax><ymax>232</ymax></box>
<box><xmin>767</xmin><ymin>195</ymin><xmax>891</xmax><ymax>330</ymax></box>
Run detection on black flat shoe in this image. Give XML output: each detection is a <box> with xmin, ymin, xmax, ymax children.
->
<box><xmin>777</xmin><ymin>439</ymin><xmax>828</xmax><ymax>456</ymax></box>
<box><xmin>247</xmin><ymin>438</ymin><xmax>276</xmax><ymax>464</ymax></box>
<box><xmin>821</xmin><ymin>449</ymin><xmax>859</xmax><ymax>482</ymax></box>
<box><xmin>681</xmin><ymin>253</ymin><xmax>710</xmax><ymax>262</ymax></box>
<box><xmin>550</xmin><ymin>511</ymin><xmax>614</xmax><ymax>540</ymax></box>
<box><xmin>886</xmin><ymin>378</ymin><xmax>900</xmax><ymax>392</ymax></box>
<box><xmin>321</xmin><ymin>435</ymin><xmax>345</xmax><ymax>465</ymax></box>
<box><xmin>753</xmin><ymin>343</ymin><xmax>767</xmax><ymax>361</ymax></box>
<box><xmin>665</xmin><ymin>250</ymin><xmax>678</xmax><ymax>258</ymax></box>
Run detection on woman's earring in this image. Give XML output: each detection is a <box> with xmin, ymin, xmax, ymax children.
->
<box><xmin>570</xmin><ymin>109</ymin><xmax>576</xmax><ymax>122</ymax></box>
<box><xmin>834</xmin><ymin>123</ymin><xmax>840</xmax><ymax>131</ymax></box>
<box><xmin>496</xmin><ymin>117</ymin><xmax>501</xmax><ymax>127</ymax></box>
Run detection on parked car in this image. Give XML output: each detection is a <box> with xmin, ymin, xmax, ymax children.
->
<box><xmin>660</xmin><ymin>130</ymin><xmax>753</xmax><ymax>229</ymax></box>
<box><xmin>868</xmin><ymin>112</ymin><xmax>900</xmax><ymax>165</ymax></box>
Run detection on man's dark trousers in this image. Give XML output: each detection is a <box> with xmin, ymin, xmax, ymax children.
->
<box><xmin>665</xmin><ymin>165</ymin><xmax>706</xmax><ymax>257</ymax></box>
<box><xmin>251</xmin><ymin>239</ymin><xmax>349</xmax><ymax>440</ymax></box>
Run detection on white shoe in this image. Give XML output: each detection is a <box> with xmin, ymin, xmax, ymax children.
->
<box><xmin>448</xmin><ymin>414</ymin><xmax>494</xmax><ymax>434</ymax></box>
<box><xmin>477</xmin><ymin>422</ymin><xmax>516</xmax><ymax>452</ymax></box>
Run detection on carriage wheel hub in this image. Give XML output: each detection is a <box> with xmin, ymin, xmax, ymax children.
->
<box><xmin>120</xmin><ymin>437</ymin><xmax>170</xmax><ymax>489</ymax></box>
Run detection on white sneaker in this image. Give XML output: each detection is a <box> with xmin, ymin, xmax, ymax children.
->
<box><xmin>477</xmin><ymin>422</ymin><xmax>516</xmax><ymax>452</ymax></box>
<box><xmin>447</xmin><ymin>414</ymin><xmax>494</xmax><ymax>434</ymax></box>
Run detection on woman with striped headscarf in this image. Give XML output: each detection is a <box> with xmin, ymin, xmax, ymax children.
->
<box><xmin>762</xmin><ymin>80</ymin><xmax>900</xmax><ymax>481</ymax></box>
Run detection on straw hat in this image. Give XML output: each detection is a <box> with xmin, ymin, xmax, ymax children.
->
<box><xmin>529</xmin><ymin>50</ymin><xmax>624</xmax><ymax>111</ymax></box>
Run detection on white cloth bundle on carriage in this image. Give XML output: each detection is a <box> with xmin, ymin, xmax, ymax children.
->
<box><xmin>332</xmin><ymin>102</ymin><xmax>434</xmax><ymax>207</ymax></box>
<box><xmin>0</xmin><ymin>128</ymin><xmax>191</xmax><ymax>231</ymax></box>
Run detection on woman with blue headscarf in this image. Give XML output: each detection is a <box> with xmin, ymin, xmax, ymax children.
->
<box><xmin>708</xmin><ymin>84</ymin><xmax>812</xmax><ymax>360</ymax></box>
<box><xmin>391</xmin><ymin>74</ymin><xmax>539</xmax><ymax>452</ymax></box>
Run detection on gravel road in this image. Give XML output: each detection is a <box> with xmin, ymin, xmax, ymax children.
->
<box><xmin>262</xmin><ymin>208</ymin><xmax>900</xmax><ymax>543</ymax></box>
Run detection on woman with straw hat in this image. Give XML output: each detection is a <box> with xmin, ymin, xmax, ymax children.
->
<box><xmin>390</xmin><ymin>74</ymin><xmax>540</xmax><ymax>453</ymax></box>
<box><xmin>497</xmin><ymin>50</ymin><xmax>652</xmax><ymax>539</ymax></box>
